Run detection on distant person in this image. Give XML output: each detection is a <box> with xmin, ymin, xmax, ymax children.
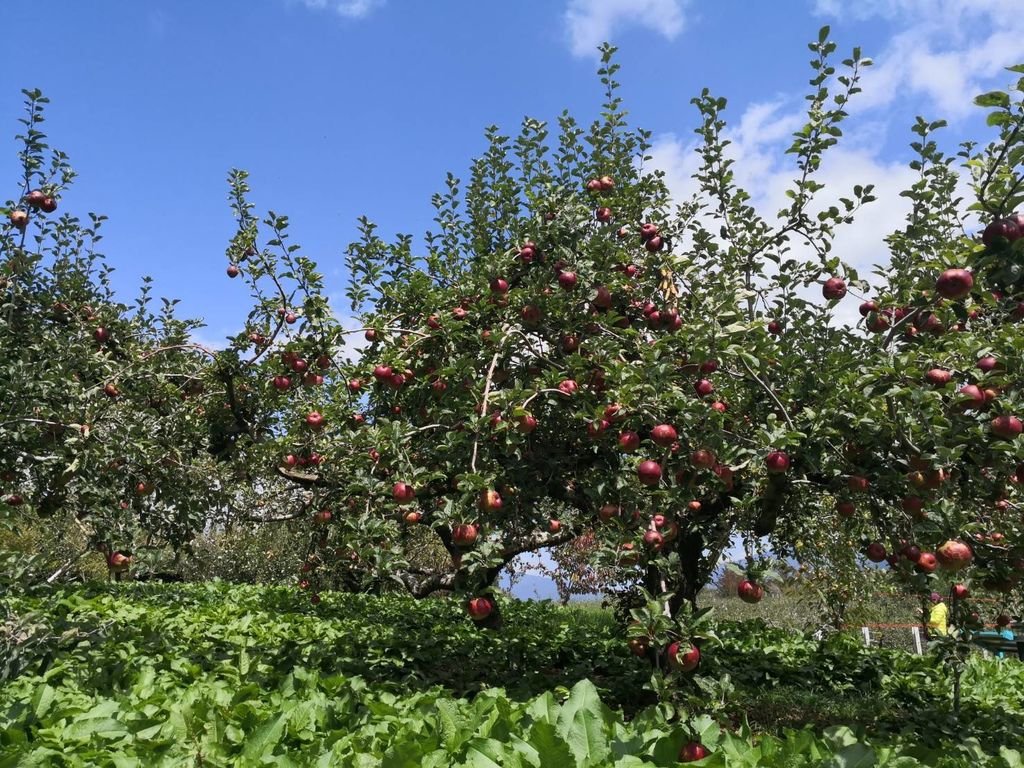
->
<box><xmin>995</xmin><ymin>614</ymin><xmax>1014</xmax><ymax>659</ymax></box>
<box><xmin>926</xmin><ymin>592</ymin><xmax>948</xmax><ymax>639</ymax></box>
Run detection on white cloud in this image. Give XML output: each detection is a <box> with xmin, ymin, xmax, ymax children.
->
<box><xmin>813</xmin><ymin>0</ymin><xmax>1024</xmax><ymax>119</ymax></box>
<box><xmin>648</xmin><ymin>93</ymin><xmax>919</xmax><ymax>327</ymax></box>
<box><xmin>564</xmin><ymin>0</ymin><xmax>688</xmax><ymax>58</ymax></box>
<box><xmin>299</xmin><ymin>0</ymin><xmax>384</xmax><ymax>19</ymax></box>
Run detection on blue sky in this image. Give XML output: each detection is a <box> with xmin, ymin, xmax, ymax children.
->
<box><xmin>3</xmin><ymin>1</ymin><xmax>1022</xmax><ymax>598</ymax></box>
<box><xmin>4</xmin><ymin>0</ymin><xmax>1022</xmax><ymax>343</ymax></box>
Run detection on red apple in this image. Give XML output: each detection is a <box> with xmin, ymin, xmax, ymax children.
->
<box><xmin>644</xmin><ymin>236</ymin><xmax>664</xmax><ymax>252</ymax></box>
<box><xmin>952</xmin><ymin>584</ymin><xmax>969</xmax><ymax>599</ymax></box>
<box><xmin>643</xmin><ymin>530</ymin><xmax>663</xmax><ymax>550</ymax></box>
<box><xmin>699</xmin><ymin>359</ymin><xmax>718</xmax><ymax>374</ymax></box>
<box><xmin>637</xmin><ymin>460</ymin><xmax>663</xmax><ymax>487</ymax></box>
<box><xmin>679</xmin><ymin>742</ymin><xmax>708</xmax><ymax>763</ymax></box>
<box><xmin>365</xmin><ymin>328</ymin><xmax>378</xmax><ymax>341</ymax></box>
<box><xmin>936</xmin><ymin>539</ymin><xmax>972</xmax><ymax>570</ymax></box>
<box><xmin>618</xmin><ymin>431</ymin><xmax>640</xmax><ymax>452</ymax></box>
<box><xmin>558</xmin><ymin>379</ymin><xmax>578</xmax><ymax>395</ymax></box>
<box><xmin>557</xmin><ymin>271</ymin><xmax>578</xmax><ymax>290</ymax></box>
<box><xmin>847</xmin><ymin>475</ymin><xmax>869</xmax><ymax>493</ymax></box>
<box><xmin>478</xmin><ymin>489</ymin><xmax>503</xmax><ymax>512</ymax></box>
<box><xmin>958</xmin><ymin>384</ymin><xmax>987</xmax><ymax>410</ymax></box>
<box><xmin>925</xmin><ymin>368</ymin><xmax>951</xmax><ymax>386</ymax></box>
<box><xmin>598</xmin><ymin>503</ymin><xmax>621</xmax><ymax>523</ymax></box>
<box><xmin>767</xmin><ymin>320</ymin><xmax>783</xmax><ymax>335</ymax></box>
<box><xmin>691</xmin><ymin>449</ymin><xmax>716</xmax><ymax>470</ymax></box>
<box><xmin>452</xmin><ymin>307</ymin><xmax>468</xmax><ymax>320</ymax></box>
<box><xmin>916</xmin><ymin>552</ymin><xmax>938</xmax><ymax>573</ymax></box>
<box><xmin>595</xmin><ymin>206</ymin><xmax>612</xmax><ymax>223</ymax></box>
<box><xmin>651</xmin><ymin>424</ymin><xmax>677</xmax><ymax>447</ymax></box>
<box><xmin>467</xmin><ymin>596</ymin><xmax>494</xmax><ymax>621</ymax></box>
<box><xmin>94</xmin><ymin>327</ymin><xmax>110</xmax><ymax>344</ymax></box>
<box><xmin>737</xmin><ymin>580</ymin><xmax>764</xmax><ymax>604</ymax></box>
<box><xmin>452</xmin><ymin>523</ymin><xmax>478</xmax><ymax>546</ymax></box>
<box><xmin>765</xmin><ymin>450</ymin><xmax>790</xmax><ymax>474</ymax></box>
<box><xmin>226</xmin><ymin>264</ymin><xmax>240</xmax><ymax>278</ymax></box>
<box><xmin>103</xmin><ymin>383</ymin><xmax>119</xmax><ymax>398</ymax></box>
<box><xmin>24</xmin><ymin>189</ymin><xmax>46</xmax><ymax>208</ymax></box>
<box><xmin>982</xmin><ymin>217</ymin><xmax>1021</xmax><ymax>246</ymax></box>
<box><xmin>392</xmin><ymin>482</ymin><xmax>415</xmax><ymax>503</ymax></box>
<box><xmin>837</xmin><ymin>501</ymin><xmax>855</xmax><ymax>517</ymax></box>
<box><xmin>639</xmin><ymin>223</ymin><xmax>659</xmax><ymax>241</ymax></box>
<box><xmin>593</xmin><ymin>286</ymin><xmax>613</xmax><ymax>309</ymax></box>
<box><xmin>935</xmin><ymin>268</ymin><xmax>973</xmax><ymax>300</ymax></box>
<box><xmin>991</xmin><ymin>414</ymin><xmax>1022</xmax><ymax>440</ymax></box>
<box><xmin>373</xmin><ymin>365</ymin><xmax>393</xmax><ymax>381</ymax></box>
<box><xmin>599</xmin><ymin>175</ymin><xmax>615</xmax><ymax>190</ymax></box>
<box><xmin>977</xmin><ymin>356</ymin><xmax>999</xmax><ymax>373</ymax></box>
<box><xmin>667</xmin><ymin>641</ymin><xmax>700</xmax><ymax>672</ymax></box>
<box><xmin>859</xmin><ymin>300</ymin><xmax>878</xmax><ymax>316</ymax></box>
<box><xmin>517</xmin><ymin>413</ymin><xmax>538</xmax><ymax>433</ymax></box>
<box><xmin>865</xmin><ymin>542</ymin><xmax>887</xmax><ymax>563</ymax></box>
<box><xmin>694</xmin><ymin>379</ymin><xmax>714</xmax><ymax>397</ymax></box>
<box><xmin>548</xmin><ymin>519</ymin><xmax>561</xmax><ymax>533</ymax></box>
<box><xmin>348</xmin><ymin>378</ymin><xmax>362</xmax><ymax>393</ymax></box>
<box><xmin>822</xmin><ymin>277</ymin><xmax>847</xmax><ymax>300</ymax></box>
<box><xmin>305</xmin><ymin>412</ymin><xmax>324</xmax><ymax>430</ymax></box>
<box><xmin>404</xmin><ymin>510</ymin><xmax>422</xmax><ymax>524</ymax></box>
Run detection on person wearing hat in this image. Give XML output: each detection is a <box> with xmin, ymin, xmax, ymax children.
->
<box><xmin>926</xmin><ymin>592</ymin><xmax>949</xmax><ymax>639</ymax></box>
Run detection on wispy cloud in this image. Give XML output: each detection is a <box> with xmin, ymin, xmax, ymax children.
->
<box><xmin>812</xmin><ymin>0</ymin><xmax>1024</xmax><ymax>118</ymax></box>
<box><xmin>298</xmin><ymin>0</ymin><xmax>384</xmax><ymax>20</ymax></box>
<box><xmin>564</xmin><ymin>0</ymin><xmax>688</xmax><ymax>58</ymax></box>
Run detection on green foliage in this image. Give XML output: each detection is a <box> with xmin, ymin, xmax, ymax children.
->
<box><xmin>2</xmin><ymin>584</ymin><xmax>1024</xmax><ymax>765</ymax></box>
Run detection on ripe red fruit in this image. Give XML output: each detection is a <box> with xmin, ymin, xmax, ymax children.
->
<box><xmin>595</xmin><ymin>207</ymin><xmax>612</xmax><ymax>223</ymax></box>
<box><xmin>667</xmin><ymin>641</ymin><xmax>700</xmax><ymax>672</ymax></box>
<box><xmin>916</xmin><ymin>552</ymin><xmax>938</xmax><ymax>573</ymax></box>
<box><xmin>711</xmin><ymin>401</ymin><xmax>727</xmax><ymax>413</ymax></box>
<box><xmin>866</xmin><ymin>313</ymin><xmax>889</xmax><ymax>333</ymax></box>
<box><xmin>467</xmin><ymin>596</ymin><xmax>494</xmax><ymax>621</ymax></box>
<box><xmin>40</xmin><ymin>197</ymin><xmax>57</xmax><ymax>213</ymax></box>
<box><xmin>936</xmin><ymin>539</ymin><xmax>972</xmax><ymax>570</ymax></box>
<box><xmin>226</xmin><ymin>264</ymin><xmax>240</xmax><ymax>278</ymax></box>
<box><xmin>373</xmin><ymin>365</ymin><xmax>392</xmax><ymax>381</ymax></box>
<box><xmin>737</xmin><ymin>580</ymin><xmax>764</xmax><ymax>604</ymax></box>
<box><xmin>643</xmin><ymin>530</ymin><xmax>663</xmax><ymax>550</ymax></box>
<box><xmin>103</xmin><ymin>383</ymin><xmax>119</xmax><ymax>398</ymax></box>
<box><xmin>365</xmin><ymin>329</ymin><xmax>378</xmax><ymax>341</ymax></box>
<box><xmin>313</xmin><ymin>509</ymin><xmax>332</xmax><ymax>525</ymax></box>
<box><xmin>859</xmin><ymin>300</ymin><xmax>878</xmax><ymax>316</ymax></box>
<box><xmin>389</xmin><ymin>373</ymin><xmax>406</xmax><ymax>389</ymax></box>
<box><xmin>767</xmin><ymin>320</ymin><xmax>783</xmax><ymax>335</ymax></box>
<box><xmin>627</xmin><ymin>636</ymin><xmax>649</xmax><ymax>657</ymax></box>
<box><xmin>4</xmin><ymin>494</ymin><xmax>24</xmax><ymax>506</ymax></box>
<box><xmin>865</xmin><ymin>542</ymin><xmax>887</xmax><ymax>562</ymax></box>
<box><xmin>691</xmin><ymin>449</ymin><xmax>716</xmax><ymax>470</ymax></box>
<box><xmin>599</xmin><ymin>175</ymin><xmax>615</xmax><ymax>190</ymax></box>
<box><xmin>650</xmin><ymin>424</ymin><xmax>677</xmax><ymax>447</ymax></box>
<box><xmin>991</xmin><ymin>414</ymin><xmax>1022</xmax><ymax>440</ymax></box>
<box><xmin>478</xmin><ymin>489</ymin><xmax>503</xmax><ymax>512</ymax></box>
<box><xmin>392</xmin><ymin>482</ymin><xmax>415</xmax><ymax>503</ymax></box>
<box><xmin>348</xmin><ymin>379</ymin><xmax>362</xmax><ymax>393</ymax></box>
<box><xmin>639</xmin><ymin>223</ymin><xmax>659</xmax><ymax>242</ymax></box>
<box><xmin>637</xmin><ymin>460</ymin><xmax>663</xmax><ymax>487</ymax></box>
<box><xmin>285</xmin><ymin>312</ymin><xmax>298</xmax><ymax>324</ymax></box>
<box><xmin>935</xmin><ymin>268</ymin><xmax>973</xmax><ymax>300</ymax></box>
<box><xmin>25</xmin><ymin>189</ymin><xmax>46</xmax><ymax>208</ymax></box>
<box><xmin>982</xmin><ymin>217</ymin><xmax>1021</xmax><ymax>246</ymax></box>
<box><xmin>305</xmin><ymin>412</ymin><xmax>324</xmax><ymax>430</ymax></box>
<box><xmin>822</xmin><ymin>277</ymin><xmax>847</xmax><ymax>300</ymax></box>
<box><xmin>404</xmin><ymin>510</ymin><xmax>422</xmax><ymax>524</ymax></box>
<box><xmin>958</xmin><ymin>384</ymin><xmax>987</xmax><ymax>410</ymax></box>
<box><xmin>593</xmin><ymin>286</ymin><xmax>613</xmax><ymax>309</ymax></box>
<box><xmin>283</xmin><ymin>454</ymin><xmax>298</xmax><ymax>468</ymax></box>
<box><xmin>644</xmin><ymin>235</ymin><xmax>664</xmax><ymax>252</ymax></box>
<box><xmin>9</xmin><ymin>210</ymin><xmax>28</xmax><ymax>229</ymax></box>
<box><xmin>847</xmin><ymin>475</ymin><xmax>869</xmax><ymax>493</ymax></box>
<box><xmin>598</xmin><ymin>503</ymin><xmax>621</xmax><ymax>523</ymax></box>
<box><xmin>93</xmin><ymin>327</ymin><xmax>110</xmax><ymax>344</ymax></box>
<box><xmin>699</xmin><ymin>359</ymin><xmax>718</xmax><ymax>374</ymax></box>
<box><xmin>558</xmin><ymin>379</ymin><xmax>578</xmax><ymax>395</ymax></box>
<box><xmin>617</xmin><ymin>431</ymin><xmax>641</xmax><ymax>452</ymax></box>
<box><xmin>452</xmin><ymin>307</ymin><xmax>468</xmax><ymax>320</ymax></box>
<box><xmin>517</xmin><ymin>413</ymin><xmax>538</xmax><ymax>433</ymax></box>
<box><xmin>586</xmin><ymin>178</ymin><xmax>602</xmax><ymax>191</ymax></box>
<box><xmin>902</xmin><ymin>496</ymin><xmax>924</xmax><ymax>515</ymax></box>
<box><xmin>925</xmin><ymin>369</ymin><xmax>951</xmax><ymax>386</ymax></box>
<box><xmin>521</xmin><ymin>305</ymin><xmax>541</xmax><ymax>324</ymax></box>
<box><xmin>548</xmin><ymin>519</ymin><xmax>561</xmax><ymax>533</ymax></box>
<box><xmin>694</xmin><ymin>379</ymin><xmax>714</xmax><ymax>397</ymax></box>
<box><xmin>557</xmin><ymin>271</ymin><xmax>578</xmax><ymax>290</ymax></box>
<box><xmin>489</xmin><ymin>277</ymin><xmax>509</xmax><ymax>295</ymax></box>
<box><xmin>291</xmin><ymin>358</ymin><xmax>308</xmax><ymax>373</ymax></box>
<box><xmin>977</xmin><ymin>356</ymin><xmax>999</xmax><ymax>373</ymax></box>
<box><xmin>837</xmin><ymin>501</ymin><xmax>855</xmax><ymax>518</ymax></box>
<box><xmin>765</xmin><ymin>451</ymin><xmax>790</xmax><ymax>474</ymax></box>
<box><xmin>679</xmin><ymin>742</ymin><xmax>709</xmax><ymax>763</ymax></box>
<box><xmin>952</xmin><ymin>584</ymin><xmax>970</xmax><ymax>599</ymax></box>
<box><xmin>452</xmin><ymin>523</ymin><xmax>478</xmax><ymax>546</ymax></box>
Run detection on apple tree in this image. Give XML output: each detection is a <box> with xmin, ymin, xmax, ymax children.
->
<box><xmin>232</xmin><ymin>35</ymin><xmax>1024</xmax><ymax>643</ymax></box>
